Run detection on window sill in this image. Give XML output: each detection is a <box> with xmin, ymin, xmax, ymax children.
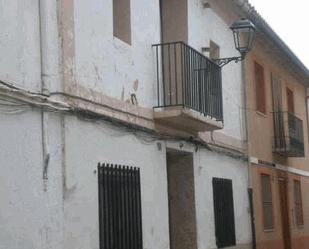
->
<box><xmin>263</xmin><ymin>229</ymin><xmax>275</xmax><ymax>233</ymax></box>
<box><xmin>113</xmin><ymin>36</ymin><xmax>132</xmax><ymax>49</ymax></box>
<box><xmin>256</xmin><ymin>111</ymin><xmax>268</xmax><ymax>118</ymax></box>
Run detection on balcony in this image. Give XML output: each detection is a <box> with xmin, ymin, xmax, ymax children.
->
<box><xmin>152</xmin><ymin>42</ymin><xmax>224</xmax><ymax>133</ymax></box>
<box><xmin>273</xmin><ymin>112</ymin><xmax>304</xmax><ymax>157</ymax></box>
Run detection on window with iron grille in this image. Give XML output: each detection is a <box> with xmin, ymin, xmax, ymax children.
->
<box><xmin>212</xmin><ymin>178</ymin><xmax>236</xmax><ymax>248</ymax></box>
<box><xmin>261</xmin><ymin>174</ymin><xmax>274</xmax><ymax>230</ymax></box>
<box><xmin>294</xmin><ymin>180</ymin><xmax>304</xmax><ymax>226</ymax></box>
<box><xmin>98</xmin><ymin>163</ymin><xmax>143</xmax><ymax>249</ymax></box>
<box><xmin>254</xmin><ymin>62</ymin><xmax>266</xmax><ymax>114</ymax></box>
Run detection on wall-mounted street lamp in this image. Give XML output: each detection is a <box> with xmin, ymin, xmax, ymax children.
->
<box><xmin>215</xmin><ymin>19</ymin><xmax>256</xmax><ymax>67</ymax></box>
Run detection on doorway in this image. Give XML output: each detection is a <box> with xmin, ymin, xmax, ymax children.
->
<box><xmin>278</xmin><ymin>174</ymin><xmax>291</xmax><ymax>249</ymax></box>
<box><xmin>166</xmin><ymin>150</ymin><xmax>197</xmax><ymax>249</ymax></box>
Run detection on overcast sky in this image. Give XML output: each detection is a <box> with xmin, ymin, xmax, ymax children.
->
<box><xmin>249</xmin><ymin>0</ymin><xmax>309</xmax><ymax>69</ymax></box>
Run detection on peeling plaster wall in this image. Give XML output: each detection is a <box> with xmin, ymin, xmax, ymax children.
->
<box><xmin>0</xmin><ymin>1</ymin><xmax>63</xmax><ymax>248</ymax></box>
<box><xmin>63</xmin><ymin>116</ymin><xmax>251</xmax><ymax>249</ymax></box>
<box><xmin>0</xmin><ymin>0</ymin><xmax>41</xmax><ymax>91</ymax></box>
<box><xmin>68</xmin><ymin>0</ymin><xmax>245</xmax><ymax>142</ymax></box>
<box><xmin>72</xmin><ymin>0</ymin><xmax>244</xmax><ymax>140</ymax></box>
<box><xmin>73</xmin><ymin>0</ymin><xmax>161</xmax><ymax>107</ymax></box>
<box><xmin>0</xmin><ymin>111</ymin><xmax>64</xmax><ymax>249</ymax></box>
<box><xmin>63</xmin><ymin>116</ymin><xmax>170</xmax><ymax>249</ymax></box>
<box><xmin>0</xmin><ymin>2</ymin><xmax>250</xmax><ymax>249</ymax></box>
<box><xmin>188</xmin><ymin>0</ymin><xmax>244</xmax><ymax>140</ymax></box>
<box><xmin>0</xmin><ymin>110</ymin><xmax>250</xmax><ymax>249</ymax></box>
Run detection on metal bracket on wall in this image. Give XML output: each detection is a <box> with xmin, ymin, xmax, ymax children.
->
<box><xmin>214</xmin><ymin>56</ymin><xmax>245</xmax><ymax>67</ymax></box>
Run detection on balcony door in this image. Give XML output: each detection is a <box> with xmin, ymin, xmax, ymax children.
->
<box><xmin>286</xmin><ymin>88</ymin><xmax>296</xmax><ymax>130</ymax></box>
<box><xmin>271</xmin><ymin>73</ymin><xmax>283</xmax><ymax>112</ymax></box>
<box><xmin>271</xmin><ymin>74</ymin><xmax>285</xmax><ymax>149</ymax></box>
<box><xmin>286</xmin><ymin>88</ymin><xmax>294</xmax><ymax>114</ymax></box>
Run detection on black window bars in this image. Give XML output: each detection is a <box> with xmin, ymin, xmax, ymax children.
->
<box><xmin>273</xmin><ymin>112</ymin><xmax>304</xmax><ymax>157</ymax></box>
<box><xmin>98</xmin><ymin>163</ymin><xmax>143</xmax><ymax>249</ymax></box>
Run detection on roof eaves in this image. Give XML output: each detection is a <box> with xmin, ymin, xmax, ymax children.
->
<box><xmin>232</xmin><ymin>0</ymin><xmax>309</xmax><ymax>86</ymax></box>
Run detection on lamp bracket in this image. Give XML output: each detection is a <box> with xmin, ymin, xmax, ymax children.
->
<box><xmin>214</xmin><ymin>54</ymin><xmax>245</xmax><ymax>67</ymax></box>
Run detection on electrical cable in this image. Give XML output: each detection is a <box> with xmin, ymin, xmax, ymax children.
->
<box><xmin>0</xmin><ymin>79</ymin><xmax>49</xmax><ymax>97</ymax></box>
<box><xmin>0</xmin><ymin>78</ymin><xmax>246</xmax><ymax>158</ymax></box>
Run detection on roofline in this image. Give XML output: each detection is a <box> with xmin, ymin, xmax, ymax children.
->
<box><xmin>232</xmin><ymin>0</ymin><xmax>309</xmax><ymax>85</ymax></box>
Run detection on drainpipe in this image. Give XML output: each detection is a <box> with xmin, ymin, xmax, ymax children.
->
<box><xmin>38</xmin><ymin>0</ymin><xmax>61</xmax><ymax>188</ymax></box>
<box><xmin>159</xmin><ymin>0</ymin><xmax>163</xmax><ymax>42</ymax></box>
<box><xmin>241</xmin><ymin>59</ymin><xmax>256</xmax><ymax>249</ymax></box>
<box><xmin>233</xmin><ymin>2</ymin><xmax>257</xmax><ymax>244</ymax></box>
<box><xmin>39</xmin><ymin>0</ymin><xmax>61</xmax><ymax>94</ymax></box>
<box><xmin>37</xmin><ymin>1</ymin><xmax>64</xmax><ymax>247</ymax></box>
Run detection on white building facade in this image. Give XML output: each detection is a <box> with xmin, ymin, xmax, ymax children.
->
<box><xmin>0</xmin><ymin>1</ymin><xmax>252</xmax><ymax>249</ymax></box>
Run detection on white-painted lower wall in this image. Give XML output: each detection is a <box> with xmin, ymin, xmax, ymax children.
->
<box><xmin>194</xmin><ymin>149</ymin><xmax>251</xmax><ymax>248</ymax></box>
<box><xmin>0</xmin><ymin>110</ymin><xmax>64</xmax><ymax>249</ymax></box>
<box><xmin>63</xmin><ymin>115</ymin><xmax>170</xmax><ymax>249</ymax></box>
<box><xmin>62</xmin><ymin>116</ymin><xmax>251</xmax><ymax>249</ymax></box>
<box><xmin>0</xmin><ymin>110</ymin><xmax>251</xmax><ymax>249</ymax></box>
<box><xmin>167</xmin><ymin>141</ymin><xmax>251</xmax><ymax>249</ymax></box>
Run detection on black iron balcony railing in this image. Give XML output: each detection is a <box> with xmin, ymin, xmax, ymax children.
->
<box><xmin>152</xmin><ymin>41</ymin><xmax>223</xmax><ymax>122</ymax></box>
<box><xmin>273</xmin><ymin>112</ymin><xmax>304</xmax><ymax>157</ymax></box>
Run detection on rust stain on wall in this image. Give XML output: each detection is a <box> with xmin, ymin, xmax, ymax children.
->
<box><xmin>121</xmin><ymin>86</ymin><xmax>125</xmax><ymax>101</ymax></box>
<box><xmin>133</xmin><ymin>79</ymin><xmax>139</xmax><ymax>91</ymax></box>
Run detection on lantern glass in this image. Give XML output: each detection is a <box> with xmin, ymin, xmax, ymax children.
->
<box><xmin>230</xmin><ymin>19</ymin><xmax>256</xmax><ymax>56</ymax></box>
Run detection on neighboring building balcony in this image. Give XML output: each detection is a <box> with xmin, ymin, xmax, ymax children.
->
<box><xmin>273</xmin><ymin>112</ymin><xmax>304</xmax><ymax>157</ymax></box>
<box><xmin>152</xmin><ymin>41</ymin><xmax>224</xmax><ymax>133</ymax></box>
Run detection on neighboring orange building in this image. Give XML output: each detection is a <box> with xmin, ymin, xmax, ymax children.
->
<box><xmin>243</xmin><ymin>6</ymin><xmax>309</xmax><ymax>249</ymax></box>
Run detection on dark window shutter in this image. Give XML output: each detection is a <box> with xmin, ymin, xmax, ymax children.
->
<box><xmin>98</xmin><ymin>163</ymin><xmax>143</xmax><ymax>249</ymax></box>
<box><xmin>261</xmin><ymin>174</ymin><xmax>274</xmax><ymax>230</ymax></box>
<box><xmin>294</xmin><ymin>180</ymin><xmax>304</xmax><ymax>226</ymax></box>
<box><xmin>255</xmin><ymin>62</ymin><xmax>266</xmax><ymax>114</ymax></box>
<box><xmin>212</xmin><ymin>178</ymin><xmax>236</xmax><ymax>248</ymax></box>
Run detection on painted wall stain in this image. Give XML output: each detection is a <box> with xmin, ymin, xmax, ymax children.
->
<box><xmin>133</xmin><ymin>79</ymin><xmax>139</xmax><ymax>91</ymax></box>
<box><xmin>64</xmin><ymin>184</ymin><xmax>77</xmax><ymax>200</ymax></box>
<box><xmin>93</xmin><ymin>64</ymin><xmax>102</xmax><ymax>81</ymax></box>
<box><xmin>121</xmin><ymin>86</ymin><xmax>125</xmax><ymax>101</ymax></box>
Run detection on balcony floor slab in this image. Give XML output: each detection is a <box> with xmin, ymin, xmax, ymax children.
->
<box><xmin>153</xmin><ymin>106</ymin><xmax>223</xmax><ymax>134</ymax></box>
